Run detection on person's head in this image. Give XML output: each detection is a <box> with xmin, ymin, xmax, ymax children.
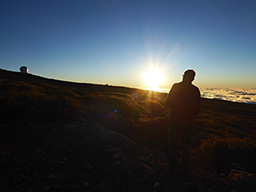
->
<box><xmin>182</xmin><ymin>69</ymin><xmax>196</xmax><ymax>83</ymax></box>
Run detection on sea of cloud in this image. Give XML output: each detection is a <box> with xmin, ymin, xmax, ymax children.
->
<box><xmin>200</xmin><ymin>88</ymin><xmax>256</xmax><ymax>104</ymax></box>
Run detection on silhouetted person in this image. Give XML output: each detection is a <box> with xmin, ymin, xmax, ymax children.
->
<box><xmin>166</xmin><ymin>69</ymin><xmax>200</xmax><ymax>177</ymax></box>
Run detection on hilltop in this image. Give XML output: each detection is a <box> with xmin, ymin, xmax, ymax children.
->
<box><xmin>1</xmin><ymin>68</ymin><xmax>256</xmax><ymax>191</ymax></box>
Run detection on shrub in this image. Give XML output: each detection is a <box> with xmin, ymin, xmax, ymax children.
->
<box><xmin>145</xmin><ymin>100</ymin><xmax>166</xmax><ymax>117</ymax></box>
<box><xmin>0</xmin><ymin>82</ymin><xmax>86</xmax><ymax>123</ymax></box>
<box><xmin>193</xmin><ymin>136</ymin><xmax>256</xmax><ymax>173</ymax></box>
<box><xmin>82</xmin><ymin>95</ymin><xmax>142</xmax><ymax>118</ymax></box>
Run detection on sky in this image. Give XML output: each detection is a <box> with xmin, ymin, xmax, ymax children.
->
<box><xmin>0</xmin><ymin>0</ymin><xmax>256</xmax><ymax>90</ymax></box>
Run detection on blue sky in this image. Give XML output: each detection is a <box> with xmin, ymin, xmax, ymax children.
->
<box><xmin>0</xmin><ymin>0</ymin><xmax>255</xmax><ymax>89</ymax></box>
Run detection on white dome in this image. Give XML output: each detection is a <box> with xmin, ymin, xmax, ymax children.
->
<box><xmin>20</xmin><ymin>66</ymin><xmax>28</xmax><ymax>73</ymax></box>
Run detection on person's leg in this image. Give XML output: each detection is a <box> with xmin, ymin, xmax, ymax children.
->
<box><xmin>182</xmin><ymin>143</ymin><xmax>192</xmax><ymax>175</ymax></box>
<box><xmin>182</xmin><ymin>123</ymin><xmax>193</xmax><ymax>176</ymax></box>
<box><xmin>168</xmin><ymin>123</ymin><xmax>177</xmax><ymax>171</ymax></box>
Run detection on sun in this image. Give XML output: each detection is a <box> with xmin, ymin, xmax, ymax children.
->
<box><xmin>143</xmin><ymin>67</ymin><xmax>164</xmax><ymax>91</ymax></box>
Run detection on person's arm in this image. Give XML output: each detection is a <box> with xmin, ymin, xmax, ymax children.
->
<box><xmin>166</xmin><ymin>84</ymin><xmax>176</xmax><ymax>109</ymax></box>
<box><xmin>192</xmin><ymin>87</ymin><xmax>201</xmax><ymax>118</ymax></box>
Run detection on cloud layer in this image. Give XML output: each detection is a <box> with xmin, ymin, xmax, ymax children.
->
<box><xmin>201</xmin><ymin>88</ymin><xmax>256</xmax><ymax>104</ymax></box>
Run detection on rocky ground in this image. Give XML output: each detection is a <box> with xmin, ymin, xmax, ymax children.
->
<box><xmin>1</xmin><ymin>120</ymin><xmax>256</xmax><ymax>192</ymax></box>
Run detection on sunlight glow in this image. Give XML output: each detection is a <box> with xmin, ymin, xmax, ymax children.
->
<box><xmin>143</xmin><ymin>67</ymin><xmax>164</xmax><ymax>91</ymax></box>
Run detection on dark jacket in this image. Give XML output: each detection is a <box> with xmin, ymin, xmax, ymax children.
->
<box><xmin>166</xmin><ymin>81</ymin><xmax>200</xmax><ymax>123</ymax></box>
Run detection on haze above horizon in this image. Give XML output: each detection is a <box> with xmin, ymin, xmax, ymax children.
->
<box><xmin>0</xmin><ymin>0</ymin><xmax>255</xmax><ymax>89</ymax></box>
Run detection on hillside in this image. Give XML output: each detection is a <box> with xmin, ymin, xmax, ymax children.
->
<box><xmin>1</xmin><ymin>68</ymin><xmax>256</xmax><ymax>192</ymax></box>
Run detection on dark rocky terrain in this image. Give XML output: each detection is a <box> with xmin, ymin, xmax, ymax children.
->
<box><xmin>1</xmin><ymin>69</ymin><xmax>256</xmax><ymax>191</ymax></box>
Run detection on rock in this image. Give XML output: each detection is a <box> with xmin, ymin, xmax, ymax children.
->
<box><xmin>132</xmin><ymin>162</ymin><xmax>155</xmax><ymax>176</ymax></box>
<box><xmin>219</xmin><ymin>173</ymin><xmax>226</xmax><ymax>178</ymax></box>
<box><xmin>105</xmin><ymin>148</ymin><xmax>122</xmax><ymax>154</ymax></box>
<box><xmin>144</xmin><ymin>164</ymin><xmax>155</xmax><ymax>176</ymax></box>
<box><xmin>150</xmin><ymin>148</ymin><xmax>168</xmax><ymax>162</ymax></box>
<box><xmin>204</xmin><ymin>181</ymin><xmax>211</xmax><ymax>188</ymax></box>
<box><xmin>141</xmin><ymin>149</ymin><xmax>151</xmax><ymax>155</ymax></box>
<box><xmin>112</xmin><ymin>153</ymin><xmax>126</xmax><ymax>159</ymax></box>
<box><xmin>192</xmin><ymin>168</ymin><xmax>231</xmax><ymax>192</ymax></box>
<box><xmin>97</xmin><ymin>131</ymin><xmax>138</xmax><ymax>154</ymax></box>
<box><xmin>64</xmin><ymin>122</ymin><xmax>79</xmax><ymax>131</ymax></box>
<box><xmin>142</xmin><ymin>174</ymin><xmax>151</xmax><ymax>182</ymax></box>
<box><xmin>156</xmin><ymin>173</ymin><xmax>164</xmax><ymax>180</ymax></box>
<box><xmin>113</xmin><ymin>161</ymin><xmax>121</xmax><ymax>166</ymax></box>
<box><xmin>84</xmin><ymin>163</ymin><xmax>94</xmax><ymax>170</ymax></box>
<box><xmin>228</xmin><ymin>169</ymin><xmax>256</xmax><ymax>192</ymax></box>
<box><xmin>150</xmin><ymin>162</ymin><xmax>169</xmax><ymax>179</ymax></box>
<box><xmin>94</xmin><ymin>125</ymin><xmax>106</xmax><ymax>133</ymax></box>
